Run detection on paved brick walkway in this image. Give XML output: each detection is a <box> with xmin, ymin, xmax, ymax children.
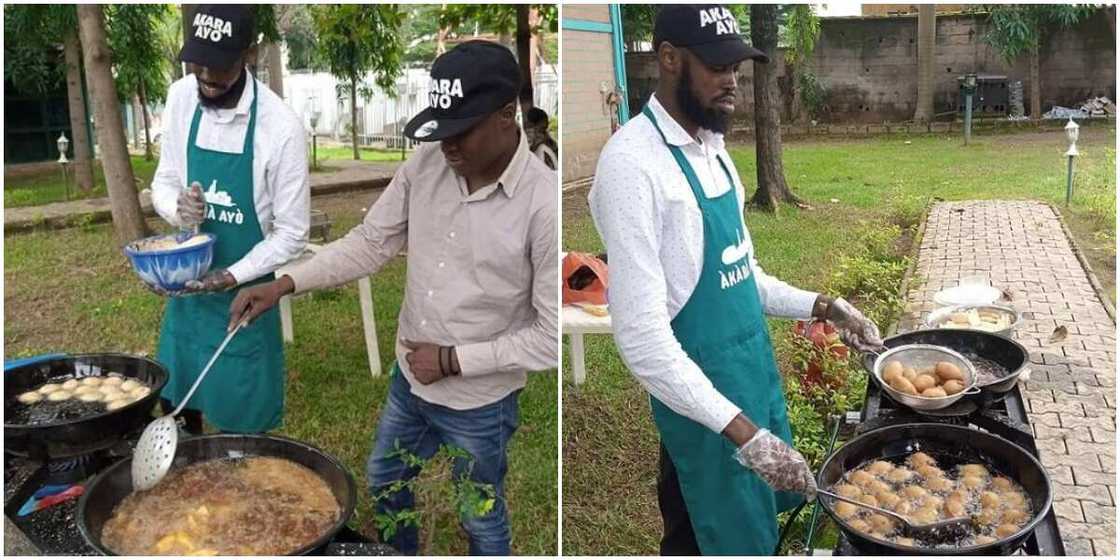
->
<box><xmin>898</xmin><ymin>200</ymin><xmax>1116</xmax><ymax>556</ymax></box>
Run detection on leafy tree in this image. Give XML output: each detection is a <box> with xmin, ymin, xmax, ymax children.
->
<box><xmin>438</xmin><ymin>5</ymin><xmax>557</xmax><ymax>113</ymax></box>
<box><xmin>780</xmin><ymin>4</ymin><xmax>821</xmax><ymax>123</ymax></box>
<box><xmin>107</xmin><ymin>4</ymin><xmax>173</xmax><ymax>161</ymax></box>
<box><xmin>313</xmin><ymin>4</ymin><xmax>405</xmax><ymax>160</ymax></box>
<box><xmin>4</xmin><ymin>5</ymin><xmax>96</xmax><ymax>191</ymax></box>
<box><xmin>983</xmin><ymin>5</ymin><xmax>1096</xmax><ymax>119</ymax></box>
<box><xmin>750</xmin><ymin>4</ymin><xmax>804</xmax><ymax>211</ymax></box>
<box><xmin>77</xmin><ymin>5</ymin><xmax>149</xmax><ymax>242</ymax></box>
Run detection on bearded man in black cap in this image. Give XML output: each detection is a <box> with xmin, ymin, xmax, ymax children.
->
<box><xmin>148</xmin><ymin>5</ymin><xmax>309</xmax><ymax>435</ymax></box>
<box><xmin>589</xmin><ymin>5</ymin><xmax>884</xmax><ymax>555</ymax></box>
<box><xmin>230</xmin><ymin>40</ymin><xmax>558</xmax><ymax>555</ymax></box>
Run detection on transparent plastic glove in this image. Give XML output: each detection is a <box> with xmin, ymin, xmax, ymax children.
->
<box><xmin>177</xmin><ymin>182</ymin><xmax>205</xmax><ymax>227</ymax></box>
<box><xmin>827</xmin><ymin>297</ymin><xmax>885</xmax><ymax>353</ymax></box>
<box><xmin>733</xmin><ymin>428</ymin><xmax>818</xmax><ymax>500</ymax></box>
<box><xmin>183</xmin><ymin>269</ymin><xmax>236</xmax><ymax>294</ymax></box>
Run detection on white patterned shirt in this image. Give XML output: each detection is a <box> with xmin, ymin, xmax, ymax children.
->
<box><xmin>150</xmin><ymin>72</ymin><xmax>310</xmax><ymax>285</ymax></box>
<box><xmin>588</xmin><ymin>94</ymin><xmax>819</xmax><ymax>434</ymax></box>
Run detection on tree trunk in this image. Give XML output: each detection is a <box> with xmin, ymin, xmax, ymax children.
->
<box><xmin>913</xmin><ymin>4</ymin><xmax>936</xmax><ymax>123</ymax></box>
<box><xmin>749</xmin><ymin>4</ymin><xmax>802</xmax><ymax>212</ymax></box>
<box><xmin>138</xmin><ymin>81</ymin><xmax>153</xmax><ymax>161</ymax></box>
<box><xmin>1029</xmin><ymin>49</ymin><xmax>1041</xmax><ymax>120</ymax></box>
<box><xmin>529</xmin><ymin>7</ymin><xmax>541</xmax><ymax>76</ymax></box>
<box><xmin>436</xmin><ymin>25</ymin><xmax>448</xmax><ymax>55</ymax></box>
<box><xmin>265</xmin><ymin>41</ymin><xmax>284</xmax><ymax>97</ymax></box>
<box><xmin>63</xmin><ymin>29</ymin><xmax>95</xmax><ymax>193</ymax></box>
<box><xmin>351</xmin><ymin>78</ymin><xmax>360</xmax><ymax>160</ymax></box>
<box><xmin>515</xmin><ymin>5</ymin><xmax>534</xmax><ymax>115</ymax></box>
<box><xmin>77</xmin><ymin>4</ymin><xmax>148</xmax><ymax>243</ymax></box>
<box><xmin>181</xmin><ymin>5</ymin><xmax>195</xmax><ymax>78</ymax></box>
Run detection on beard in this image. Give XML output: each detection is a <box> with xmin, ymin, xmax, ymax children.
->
<box><xmin>197</xmin><ymin>68</ymin><xmax>247</xmax><ymax>109</ymax></box>
<box><xmin>675</xmin><ymin>58</ymin><xmax>731</xmax><ymax>134</ymax></box>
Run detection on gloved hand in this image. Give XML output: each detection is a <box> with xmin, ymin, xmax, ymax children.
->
<box><xmin>183</xmin><ymin>269</ymin><xmax>236</xmax><ymax>293</ymax></box>
<box><xmin>827</xmin><ymin>297</ymin><xmax>885</xmax><ymax>353</ymax></box>
<box><xmin>177</xmin><ymin>182</ymin><xmax>206</xmax><ymax>227</ymax></box>
<box><xmin>733</xmin><ymin>428</ymin><xmax>818</xmax><ymax>500</ymax></box>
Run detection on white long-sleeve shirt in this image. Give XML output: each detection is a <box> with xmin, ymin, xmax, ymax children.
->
<box><xmin>588</xmin><ymin>94</ymin><xmax>819</xmax><ymax>435</ymax></box>
<box><xmin>150</xmin><ymin>72</ymin><xmax>310</xmax><ymax>284</ymax></box>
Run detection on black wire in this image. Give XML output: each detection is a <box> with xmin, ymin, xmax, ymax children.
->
<box><xmin>774</xmin><ymin>501</ymin><xmax>808</xmax><ymax>555</ymax></box>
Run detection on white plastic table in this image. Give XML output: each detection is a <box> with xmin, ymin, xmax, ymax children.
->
<box><xmin>561</xmin><ymin>304</ymin><xmax>612</xmax><ymax>385</ymax></box>
<box><xmin>275</xmin><ymin>244</ymin><xmax>382</xmax><ymax>378</ymax></box>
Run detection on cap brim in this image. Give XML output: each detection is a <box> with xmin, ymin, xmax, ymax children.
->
<box><xmin>689</xmin><ymin>37</ymin><xmax>770</xmax><ymax>66</ymax></box>
<box><xmin>179</xmin><ymin>41</ymin><xmax>241</xmax><ymax>70</ymax></box>
<box><xmin>403</xmin><ymin>108</ymin><xmax>488</xmax><ymax>142</ymax></box>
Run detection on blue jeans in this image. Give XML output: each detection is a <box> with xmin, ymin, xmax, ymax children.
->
<box><xmin>367</xmin><ymin>369</ymin><xmax>520</xmax><ymax>555</ymax></box>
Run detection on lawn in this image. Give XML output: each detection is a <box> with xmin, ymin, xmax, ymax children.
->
<box><xmin>314</xmin><ymin>144</ymin><xmax>411</xmax><ymax>163</ymax></box>
<box><xmin>561</xmin><ymin>127</ymin><xmax>1116</xmax><ymax>555</ymax></box>
<box><xmin>3</xmin><ymin>190</ymin><xmax>558</xmax><ymax>555</ymax></box>
<box><xmin>3</xmin><ymin>156</ymin><xmax>159</xmax><ymax>208</ymax></box>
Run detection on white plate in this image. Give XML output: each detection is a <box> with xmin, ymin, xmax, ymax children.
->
<box><xmin>932</xmin><ymin>285</ymin><xmax>1002</xmax><ymax>307</ymax></box>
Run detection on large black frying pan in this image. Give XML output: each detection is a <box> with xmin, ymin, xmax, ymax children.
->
<box><xmin>77</xmin><ymin>434</ymin><xmax>358</xmax><ymax>556</ymax></box>
<box><xmin>4</xmin><ymin>354</ymin><xmax>168</xmax><ymax>459</ymax></box>
<box><xmin>817</xmin><ymin>423</ymin><xmax>1052</xmax><ymax>556</ymax></box>
<box><xmin>861</xmin><ymin>329</ymin><xmax>1030</xmax><ymax>402</ymax></box>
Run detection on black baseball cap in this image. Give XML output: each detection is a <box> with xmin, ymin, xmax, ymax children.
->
<box><xmin>179</xmin><ymin>5</ymin><xmax>256</xmax><ymax>70</ymax></box>
<box><xmin>404</xmin><ymin>40</ymin><xmax>522</xmax><ymax>142</ymax></box>
<box><xmin>654</xmin><ymin>5</ymin><xmax>769</xmax><ymax>66</ymax></box>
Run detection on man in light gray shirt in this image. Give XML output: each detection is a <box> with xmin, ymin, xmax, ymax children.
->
<box><xmin>229</xmin><ymin>41</ymin><xmax>557</xmax><ymax>554</ymax></box>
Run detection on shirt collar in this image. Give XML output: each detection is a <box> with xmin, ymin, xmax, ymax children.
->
<box><xmin>195</xmin><ymin>69</ymin><xmax>254</xmax><ymax>119</ymax></box>
<box><xmin>647</xmin><ymin>93</ymin><xmax>727</xmax><ymax>152</ymax></box>
<box><xmin>457</xmin><ymin>129</ymin><xmax>530</xmax><ymax>200</ymax></box>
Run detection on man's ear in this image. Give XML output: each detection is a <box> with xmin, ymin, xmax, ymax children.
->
<box><xmin>658</xmin><ymin>42</ymin><xmax>681</xmax><ymax>75</ymax></box>
<box><xmin>243</xmin><ymin>44</ymin><xmax>259</xmax><ymax>67</ymax></box>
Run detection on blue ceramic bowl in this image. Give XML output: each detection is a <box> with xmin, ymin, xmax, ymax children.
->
<box><xmin>124</xmin><ymin>233</ymin><xmax>217</xmax><ymax>292</ymax></box>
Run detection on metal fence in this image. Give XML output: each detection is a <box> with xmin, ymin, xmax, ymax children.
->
<box><xmin>287</xmin><ymin>64</ymin><xmax>559</xmax><ymax>149</ymax></box>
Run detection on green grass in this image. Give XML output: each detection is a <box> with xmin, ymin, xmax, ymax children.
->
<box><xmin>315</xmin><ymin>145</ymin><xmax>410</xmax><ymax>163</ymax></box>
<box><xmin>561</xmin><ymin>127</ymin><xmax>1116</xmax><ymax>555</ymax></box>
<box><xmin>4</xmin><ymin>156</ymin><xmax>159</xmax><ymax>208</ymax></box>
<box><xmin>4</xmin><ymin>202</ymin><xmax>557</xmax><ymax>555</ymax></box>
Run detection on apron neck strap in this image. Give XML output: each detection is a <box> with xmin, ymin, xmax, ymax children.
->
<box><xmin>642</xmin><ymin>104</ymin><xmax>737</xmax><ymax>201</ymax></box>
<box><xmin>187</xmin><ymin>70</ymin><xmax>259</xmax><ymax>153</ymax></box>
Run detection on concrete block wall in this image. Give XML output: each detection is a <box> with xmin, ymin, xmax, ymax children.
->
<box><xmin>561</xmin><ymin>5</ymin><xmax>617</xmax><ymax>182</ymax></box>
<box><xmin>622</xmin><ymin>11</ymin><xmax>1115</xmax><ymax>124</ymax></box>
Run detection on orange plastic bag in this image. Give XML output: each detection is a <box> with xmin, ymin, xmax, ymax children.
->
<box><xmin>562</xmin><ymin>252</ymin><xmax>608</xmax><ymax>306</ymax></box>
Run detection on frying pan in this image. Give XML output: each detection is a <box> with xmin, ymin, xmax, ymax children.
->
<box><xmin>77</xmin><ymin>434</ymin><xmax>357</xmax><ymax>556</ymax></box>
<box><xmin>4</xmin><ymin>354</ymin><xmax>168</xmax><ymax>459</ymax></box>
<box><xmin>817</xmin><ymin>423</ymin><xmax>1053</xmax><ymax>556</ymax></box>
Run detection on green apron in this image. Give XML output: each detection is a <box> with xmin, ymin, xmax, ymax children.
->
<box><xmin>643</xmin><ymin>106</ymin><xmax>801</xmax><ymax>555</ymax></box>
<box><xmin>157</xmin><ymin>78</ymin><xmax>284</xmax><ymax>433</ymax></box>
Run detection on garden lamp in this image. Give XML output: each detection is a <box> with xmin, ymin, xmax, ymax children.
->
<box><xmin>57</xmin><ymin>132</ymin><xmax>71</xmax><ymax>201</ymax></box>
<box><xmin>56</xmin><ymin>132</ymin><xmax>70</xmax><ymax>164</ymax></box>
<box><xmin>961</xmin><ymin>73</ymin><xmax>978</xmax><ymax>145</ymax></box>
<box><xmin>1064</xmin><ymin>117</ymin><xmax>1079</xmax><ymax>205</ymax></box>
<box><xmin>309</xmin><ymin>109</ymin><xmax>321</xmax><ymax>170</ymax></box>
<box><xmin>1065</xmin><ymin>117</ymin><xmax>1080</xmax><ymax>156</ymax></box>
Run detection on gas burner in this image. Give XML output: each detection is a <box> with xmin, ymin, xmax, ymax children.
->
<box><xmin>44</xmin><ymin>454</ymin><xmax>100</xmax><ymax>486</ymax></box>
<box><xmin>828</xmin><ymin>382</ymin><xmax>1067</xmax><ymax>556</ymax></box>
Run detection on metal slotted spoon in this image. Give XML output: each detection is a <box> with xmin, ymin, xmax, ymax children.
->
<box><xmin>131</xmin><ymin>321</ymin><xmax>246</xmax><ymax>491</ymax></box>
<box><xmin>818</xmin><ymin>489</ymin><xmax>971</xmax><ymax>540</ymax></box>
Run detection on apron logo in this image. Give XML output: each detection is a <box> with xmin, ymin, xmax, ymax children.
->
<box><xmin>428</xmin><ymin>78</ymin><xmax>463</xmax><ymax>110</ymax></box>
<box><xmin>698</xmin><ymin>7</ymin><xmax>740</xmax><ymax>36</ymax></box>
<box><xmin>192</xmin><ymin>13</ymin><xmax>234</xmax><ymax>43</ymax></box>
<box><xmin>719</xmin><ymin>231</ymin><xmax>752</xmax><ymax>290</ymax></box>
<box><xmin>202</xmin><ymin>179</ymin><xmax>244</xmax><ymax>225</ymax></box>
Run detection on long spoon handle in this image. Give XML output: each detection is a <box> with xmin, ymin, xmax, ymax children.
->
<box><xmin>171</xmin><ymin>321</ymin><xmax>245</xmax><ymax>416</ymax></box>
